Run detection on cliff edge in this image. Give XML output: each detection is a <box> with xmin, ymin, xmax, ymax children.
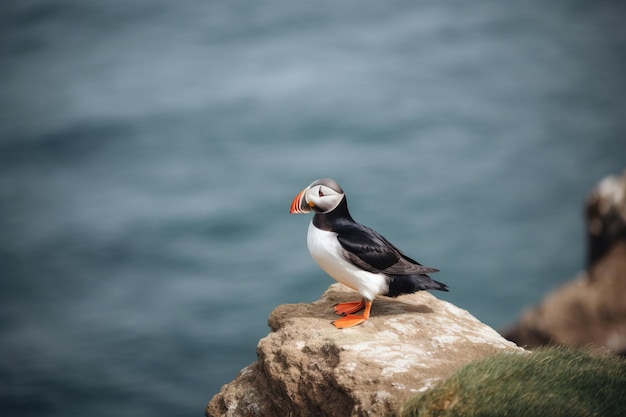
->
<box><xmin>207</xmin><ymin>283</ymin><xmax>522</xmax><ymax>417</ymax></box>
<box><xmin>504</xmin><ymin>170</ymin><xmax>626</xmax><ymax>354</ymax></box>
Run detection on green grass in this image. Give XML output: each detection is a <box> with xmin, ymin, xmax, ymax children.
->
<box><xmin>394</xmin><ymin>347</ymin><xmax>626</xmax><ymax>417</ymax></box>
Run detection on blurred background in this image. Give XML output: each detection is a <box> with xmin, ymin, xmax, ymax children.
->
<box><xmin>1</xmin><ymin>1</ymin><xmax>625</xmax><ymax>416</ymax></box>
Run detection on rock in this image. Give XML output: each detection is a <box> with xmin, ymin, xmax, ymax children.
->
<box><xmin>504</xmin><ymin>170</ymin><xmax>626</xmax><ymax>354</ymax></box>
<box><xmin>586</xmin><ymin>170</ymin><xmax>626</xmax><ymax>267</ymax></box>
<box><xmin>207</xmin><ymin>283</ymin><xmax>523</xmax><ymax>417</ymax></box>
<box><xmin>503</xmin><ymin>242</ymin><xmax>626</xmax><ymax>354</ymax></box>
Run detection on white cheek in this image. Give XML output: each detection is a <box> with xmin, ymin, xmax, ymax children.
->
<box><xmin>307</xmin><ymin>193</ymin><xmax>322</xmax><ymax>207</ymax></box>
<box><xmin>308</xmin><ymin>194</ymin><xmax>341</xmax><ymax>213</ymax></box>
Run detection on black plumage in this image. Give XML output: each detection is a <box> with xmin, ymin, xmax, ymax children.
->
<box><xmin>312</xmin><ymin>193</ymin><xmax>447</xmax><ymax>297</ymax></box>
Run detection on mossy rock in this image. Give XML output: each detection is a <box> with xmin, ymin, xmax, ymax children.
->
<box><xmin>394</xmin><ymin>347</ymin><xmax>626</xmax><ymax>417</ymax></box>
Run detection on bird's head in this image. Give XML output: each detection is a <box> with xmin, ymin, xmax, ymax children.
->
<box><xmin>290</xmin><ymin>178</ymin><xmax>345</xmax><ymax>214</ymax></box>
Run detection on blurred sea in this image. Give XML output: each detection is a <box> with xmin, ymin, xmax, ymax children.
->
<box><xmin>1</xmin><ymin>1</ymin><xmax>625</xmax><ymax>416</ymax></box>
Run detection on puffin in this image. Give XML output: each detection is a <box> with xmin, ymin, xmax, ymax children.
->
<box><xmin>290</xmin><ymin>178</ymin><xmax>448</xmax><ymax>328</ymax></box>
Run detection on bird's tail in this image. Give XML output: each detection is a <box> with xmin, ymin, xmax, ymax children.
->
<box><xmin>386</xmin><ymin>274</ymin><xmax>449</xmax><ymax>298</ymax></box>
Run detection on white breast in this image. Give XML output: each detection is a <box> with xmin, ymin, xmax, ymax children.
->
<box><xmin>306</xmin><ymin>221</ymin><xmax>388</xmax><ymax>301</ymax></box>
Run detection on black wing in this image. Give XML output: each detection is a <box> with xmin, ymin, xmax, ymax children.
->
<box><xmin>334</xmin><ymin>220</ymin><xmax>438</xmax><ymax>276</ymax></box>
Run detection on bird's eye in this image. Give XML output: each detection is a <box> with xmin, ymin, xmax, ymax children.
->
<box><xmin>318</xmin><ymin>188</ymin><xmax>325</xmax><ymax>197</ymax></box>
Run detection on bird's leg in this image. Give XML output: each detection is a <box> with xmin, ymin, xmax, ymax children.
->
<box><xmin>332</xmin><ymin>301</ymin><xmax>372</xmax><ymax>329</ymax></box>
<box><xmin>334</xmin><ymin>299</ymin><xmax>366</xmax><ymax>316</ymax></box>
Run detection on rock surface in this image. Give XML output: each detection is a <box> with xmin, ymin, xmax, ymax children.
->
<box><xmin>586</xmin><ymin>170</ymin><xmax>626</xmax><ymax>267</ymax></box>
<box><xmin>504</xmin><ymin>170</ymin><xmax>626</xmax><ymax>354</ymax></box>
<box><xmin>503</xmin><ymin>242</ymin><xmax>626</xmax><ymax>354</ymax></box>
<box><xmin>207</xmin><ymin>284</ymin><xmax>522</xmax><ymax>417</ymax></box>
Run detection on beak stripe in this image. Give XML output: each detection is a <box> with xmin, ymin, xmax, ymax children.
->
<box><xmin>290</xmin><ymin>188</ymin><xmax>311</xmax><ymax>214</ymax></box>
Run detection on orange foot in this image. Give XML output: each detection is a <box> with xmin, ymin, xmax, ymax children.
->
<box><xmin>332</xmin><ymin>301</ymin><xmax>372</xmax><ymax>329</ymax></box>
<box><xmin>334</xmin><ymin>300</ymin><xmax>365</xmax><ymax>316</ymax></box>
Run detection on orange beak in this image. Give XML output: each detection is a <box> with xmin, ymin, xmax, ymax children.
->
<box><xmin>290</xmin><ymin>187</ymin><xmax>312</xmax><ymax>214</ymax></box>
